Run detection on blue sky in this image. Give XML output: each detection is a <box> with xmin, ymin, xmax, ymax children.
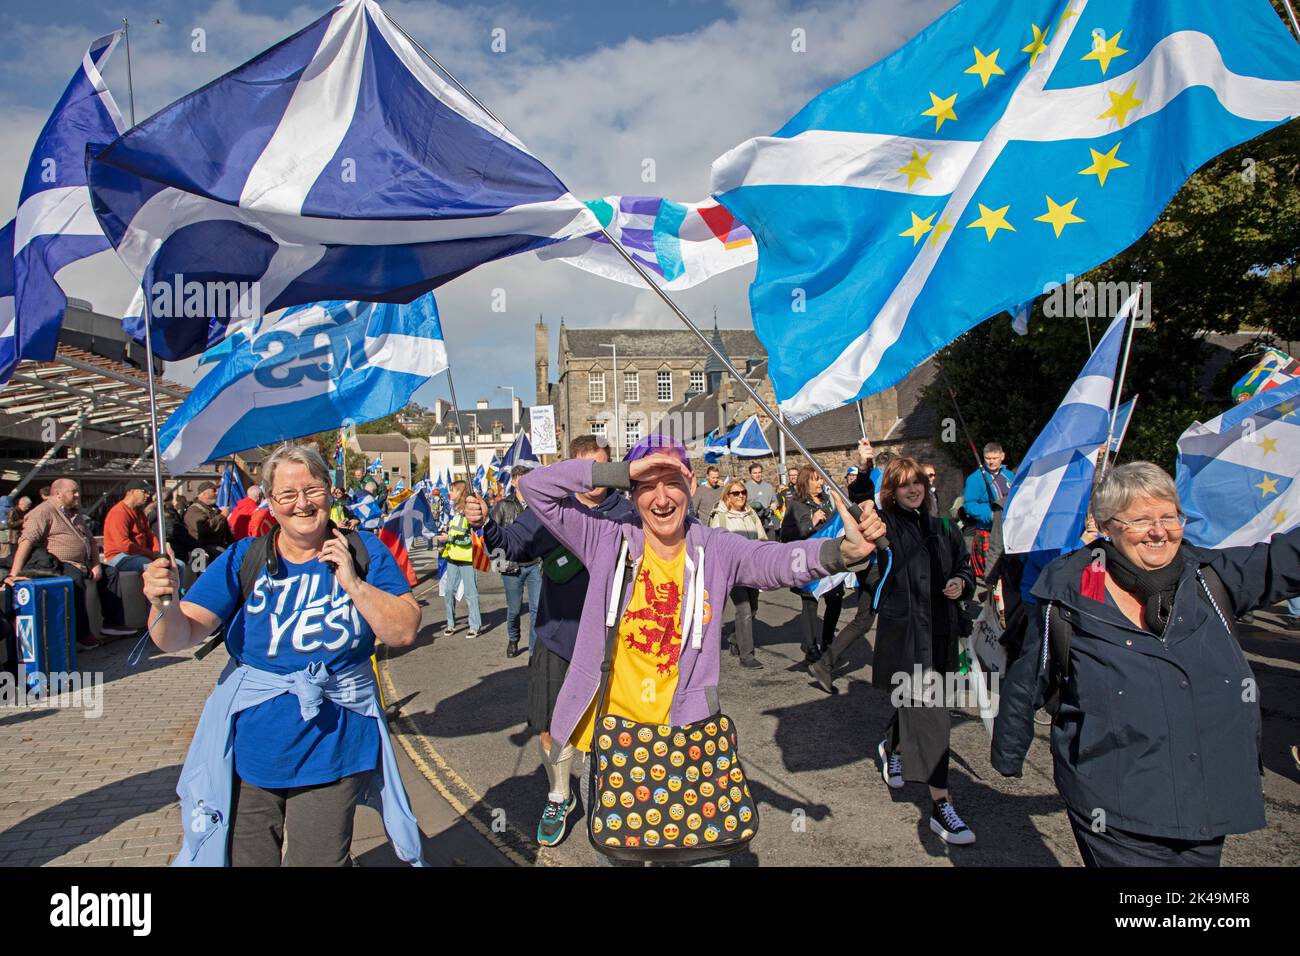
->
<box><xmin>0</xmin><ymin>0</ymin><xmax>952</xmax><ymax>409</ymax></box>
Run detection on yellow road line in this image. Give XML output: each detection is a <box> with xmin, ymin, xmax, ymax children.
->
<box><xmin>378</xmin><ymin>647</ymin><xmax>555</xmax><ymax>867</ymax></box>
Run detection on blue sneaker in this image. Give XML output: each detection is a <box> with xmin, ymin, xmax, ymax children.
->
<box><xmin>536</xmin><ymin>793</ymin><xmax>577</xmax><ymax>847</ymax></box>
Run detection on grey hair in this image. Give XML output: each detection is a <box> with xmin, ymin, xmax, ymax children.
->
<box><xmin>261</xmin><ymin>444</ymin><xmax>331</xmax><ymax>493</ymax></box>
<box><xmin>1091</xmin><ymin>461</ymin><xmax>1181</xmax><ymax>526</ymax></box>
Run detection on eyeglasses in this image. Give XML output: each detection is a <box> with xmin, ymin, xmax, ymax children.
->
<box><xmin>1109</xmin><ymin>514</ymin><xmax>1187</xmax><ymax>534</ymax></box>
<box><xmin>728</xmin><ymin>490</ymin><xmax>748</xmax><ymax>498</ymax></box>
<box><xmin>271</xmin><ymin>485</ymin><xmax>328</xmax><ymax>506</ymax></box>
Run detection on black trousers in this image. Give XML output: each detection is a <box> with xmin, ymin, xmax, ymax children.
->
<box><xmin>886</xmin><ymin>704</ymin><xmax>951</xmax><ymax>789</ymax></box>
<box><xmin>228</xmin><ymin>772</ymin><xmax>366</xmax><ymax>867</ymax></box>
<box><xmin>1066</xmin><ymin>808</ymin><xmax>1224</xmax><ymax>867</ymax></box>
<box><xmin>799</xmin><ymin>587</ymin><xmax>843</xmax><ymax>654</ymax></box>
<box><xmin>56</xmin><ymin>561</ymin><xmax>96</xmax><ymax>643</ymax></box>
<box><xmin>729</xmin><ymin>587</ymin><xmax>759</xmax><ymax>662</ymax></box>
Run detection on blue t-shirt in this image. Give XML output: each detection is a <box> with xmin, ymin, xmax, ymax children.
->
<box><xmin>184</xmin><ymin>532</ymin><xmax>411</xmax><ymax>789</ymax></box>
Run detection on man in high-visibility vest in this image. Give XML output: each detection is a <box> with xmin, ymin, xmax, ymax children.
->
<box><xmin>436</xmin><ymin>480</ymin><xmax>482</xmax><ymax>637</ymax></box>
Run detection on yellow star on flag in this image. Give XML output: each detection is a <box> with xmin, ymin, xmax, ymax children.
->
<box><xmin>896</xmin><ymin>148</ymin><xmax>934</xmax><ymax>190</ymax></box>
<box><xmin>1034</xmin><ymin>195</ymin><xmax>1085</xmax><ymax>238</ymax></box>
<box><xmin>1022</xmin><ymin>23</ymin><xmax>1051</xmax><ymax>67</ymax></box>
<box><xmin>1278</xmin><ymin>401</ymin><xmax>1296</xmax><ymax>420</ymax></box>
<box><xmin>1098</xmin><ymin>82</ymin><xmax>1144</xmax><ymax>128</ymax></box>
<box><xmin>899</xmin><ymin>211</ymin><xmax>937</xmax><ymax>245</ymax></box>
<box><xmin>965</xmin><ymin>47</ymin><xmax>1005</xmax><ymax>87</ymax></box>
<box><xmin>1056</xmin><ymin>4</ymin><xmax>1079</xmax><ymax>30</ymax></box>
<box><xmin>1256</xmin><ymin>476</ymin><xmax>1280</xmax><ymax>497</ymax></box>
<box><xmin>967</xmin><ymin>203</ymin><xmax>1015</xmax><ymax>241</ymax></box>
<box><xmin>928</xmin><ymin>215</ymin><xmax>955</xmax><ymax>248</ymax></box>
<box><xmin>1258</xmin><ymin>435</ymin><xmax>1279</xmax><ymax>455</ymax></box>
<box><xmin>1079</xmin><ymin>142</ymin><xmax>1129</xmax><ymax>187</ymax></box>
<box><xmin>922</xmin><ymin>92</ymin><xmax>958</xmax><ymax>132</ymax></box>
<box><xmin>1082</xmin><ymin>30</ymin><xmax>1128</xmax><ymax>75</ymax></box>
<box><xmin>1275</xmin><ymin>509</ymin><xmax>1290</xmax><ymax>527</ymax></box>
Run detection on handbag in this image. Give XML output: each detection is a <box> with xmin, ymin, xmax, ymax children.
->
<box><xmin>541</xmin><ymin>544</ymin><xmax>584</xmax><ymax>585</ymax></box>
<box><xmin>587</xmin><ymin>544</ymin><xmax>759</xmax><ymax>863</ymax></box>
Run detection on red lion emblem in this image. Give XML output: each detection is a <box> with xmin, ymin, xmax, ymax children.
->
<box><xmin>623</xmin><ymin>567</ymin><xmax>683</xmax><ymax>673</ymax></box>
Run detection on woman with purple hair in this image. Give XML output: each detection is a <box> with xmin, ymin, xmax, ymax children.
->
<box><xmin>516</xmin><ymin>434</ymin><xmax>886</xmax><ymax>863</ymax></box>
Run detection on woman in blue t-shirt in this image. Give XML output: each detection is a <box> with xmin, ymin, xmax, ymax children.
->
<box><xmin>143</xmin><ymin>444</ymin><xmax>421</xmax><ymax>866</ymax></box>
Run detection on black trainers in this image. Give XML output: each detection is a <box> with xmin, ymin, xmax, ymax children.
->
<box><xmin>930</xmin><ymin>798</ymin><xmax>976</xmax><ymax>845</ymax></box>
<box><xmin>536</xmin><ymin>793</ymin><xmax>577</xmax><ymax>847</ymax></box>
<box><xmin>878</xmin><ymin>739</ymin><xmax>903</xmax><ymax>789</ymax></box>
<box><xmin>809</xmin><ymin>654</ymin><xmax>834</xmax><ymax>693</ymax></box>
<box><xmin>506</xmin><ymin>640</ymin><xmax>520</xmax><ymax>658</ymax></box>
<box><xmin>739</xmin><ymin>657</ymin><xmax>763</xmax><ymax>669</ymax></box>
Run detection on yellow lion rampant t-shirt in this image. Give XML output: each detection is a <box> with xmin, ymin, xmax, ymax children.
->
<box><xmin>572</xmin><ymin>545</ymin><xmax>687</xmax><ymax>751</ymax></box>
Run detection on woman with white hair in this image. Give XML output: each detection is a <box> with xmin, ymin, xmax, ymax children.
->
<box><xmin>142</xmin><ymin>444</ymin><xmax>424</xmax><ymax>867</ymax></box>
<box><xmin>994</xmin><ymin>462</ymin><xmax>1300</xmax><ymax>866</ymax></box>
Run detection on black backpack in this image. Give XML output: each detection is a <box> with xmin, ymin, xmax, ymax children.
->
<box><xmin>1002</xmin><ymin>564</ymin><xmax>1236</xmax><ymax>717</ymax></box>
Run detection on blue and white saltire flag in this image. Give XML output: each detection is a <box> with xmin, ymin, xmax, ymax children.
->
<box><xmin>473</xmin><ymin>464</ymin><xmax>486</xmax><ymax>493</ymax></box>
<box><xmin>705</xmin><ymin>414</ymin><xmax>773</xmax><ymax>463</ymax></box>
<box><xmin>89</xmin><ymin>0</ymin><xmax>597</xmax><ymax>361</ymax></box>
<box><xmin>800</xmin><ymin>513</ymin><xmax>853</xmax><ymax>599</ymax></box>
<box><xmin>711</xmin><ymin>0</ymin><xmax>1300</xmax><ymax>422</ymax></box>
<box><xmin>348</xmin><ymin>491</ymin><xmax>383</xmax><ymax>531</ymax></box>
<box><xmin>1176</xmin><ymin>375</ymin><xmax>1300</xmax><ymax>549</ymax></box>
<box><xmin>158</xmin><ymin>293</ymin><xmax>447</xmax><ymax>475</ymax></box>
<box><xmin>7</xmin><ymin>31</ymin><xmax>126</xmax><ymax>378</ymax></box>
<box><xmin>369</xmin><ymin>456</ymin><xmax>384</xmax><ymax>474</ymax></box>
<box><xmin>501</xmin><ymin>430</ymin><xmax>540</xmax><ymax>470</ymax></box>
<box><xmin>1002</xmin><ymin>294</ymin><xmax>1132</xmax><ymax>556</ymax></box>
<box><xmin>1108</xmin><ymin>396</ymin><xmax>1137</xmax><ymax>453</ymax></box>
<box><xmin>387</xmin><ymin>487</ymin><xmax>434</xmax><ymax>541</ymax></box>
<box><xmin>0</xmin><ymin>222</ymin><xmax>16</xmax><ymax>383</ymax></box>
<box><xmin>216</xmin><ymin>466</ymin><xmax>245</xmax><ymax>510</ymax></box>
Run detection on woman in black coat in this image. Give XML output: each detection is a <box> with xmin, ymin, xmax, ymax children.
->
<box><xmin>993</xmin><ymin>462</ymin><xmax>1300</xmax><ymax>867</ymax></box>
<box><xmin>872</xmin><ymin>457</ymin><xmax>976</xmax><ymax>845</ymax></box>
<box><xmin>781</xmin><ymin>465</ymin><xmax>844</xmax><ymax>665</ymax></box>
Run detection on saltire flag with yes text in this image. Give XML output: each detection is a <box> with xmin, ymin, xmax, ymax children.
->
<box><xmin>712</xmin><ymin>0</ymin><xmax>1300</xmax><ymax>421</ymax></box>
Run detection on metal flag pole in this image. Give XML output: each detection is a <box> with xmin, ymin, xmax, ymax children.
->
<box><xmin>121</xmin><ymin>18</ymin><xmax>174</xmax><ymax>603</ymax></box>
<box><xmin>382</xmin><ymin>15</ymin><xmax>870</xmax><ymax>524</ymax></box>
<box><xmin>1101</xmin><ymin>285</ymin><xmax>1141</xmax><ymax>476</ymax></box>
<box><xmin>442</xmin><ymin>365</ymin><xmax>477</xmax><ymax>486</ymax></box>
<box><xmin>855</xmin><ymin>401</ymin><xmax>868</xmax><ymax>441</ymax></box>
<box><xmin>1284</xmin><ymin>0</ymin><xmax>1300</xmax><ymax>41</ymax></box>
<box><xmin>1109</xmin><ymin>393</ymin><xmax>1139</xmax><ymax>466</ymax></box>
<box><xmin>939</xmin><ymin>363</ymin><xmax>996</xmax><ymax>504</ymax></box>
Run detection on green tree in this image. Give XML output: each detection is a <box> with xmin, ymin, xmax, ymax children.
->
<box><xmin>925</xmin><ymin>115</ymin><xmax>1300</xmax><ymax>474</ymax></box>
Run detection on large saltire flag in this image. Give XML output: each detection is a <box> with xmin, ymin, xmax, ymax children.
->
<box><xmin>799</xmin><ymin>513</ymin><xmax>854</xmax><ymax>599</ymax></box>
<box><xmin>1002</xmin><ymin>293</ymin><xmax>1130</xmax><ymax>557</ymax></box>
<box><xmin>158</xmin><ymin>293</ymin><xmax>446</xmax><ymax>474</ymax></box>
<box><xmin>89</xmin><ymin>0</ymin><xmax>597</xmax><ymax>361</ymax></box>
<box><xmin>2</xmin><ymin>31</ymin><xmax>126</xmax><ymax>383</ymax></box>
<box><xmin>537</xmin><ymin>195</ymin><xmax>756</xmax><ymax>290</ymax></box>
<box><xmin>712</xmin><ymin>0</ymin><xmax>1300</xmax><ymax>422</ymax></box>
<box><xmin>1176</xmin><ymin>375</ymin><xmax>1300</xmax><ymax>549</ymax></box>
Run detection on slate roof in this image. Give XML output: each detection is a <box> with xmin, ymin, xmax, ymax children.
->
<box><xmin>563</xmin><ymin>327</ymin><xmax>763</xmax><ymax>362</ymax></box>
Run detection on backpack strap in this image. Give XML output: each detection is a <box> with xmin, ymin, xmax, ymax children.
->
<box><xmin>1042</xmin><ymin>601</ymin><xmax>1073</xmax><ymax>717</ymax></box>
<box><xmin>1196</xmin><ymin>564</ymin><xmax>1237</xmax><ymax>641</ymax></box>
<box><xmin>237</xmin><ymin>522</ymin><xmax>369</xmax><ymax>604</ymax></box>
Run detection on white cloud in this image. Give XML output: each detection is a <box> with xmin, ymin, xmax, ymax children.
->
<box><xmin>0</xmin><ymin>0</ymin><xmax>955</xmax><ymax>408</ymax></box>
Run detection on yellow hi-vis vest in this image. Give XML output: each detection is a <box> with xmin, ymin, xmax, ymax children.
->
<box><xmin>443</xmin><ymin>512</ymin><xmax>473</xmax><ymax>563</ymax></box>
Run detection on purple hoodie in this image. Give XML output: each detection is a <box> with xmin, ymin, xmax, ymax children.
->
<box><xmin>518</xmin><ymin>458</ymin><xmax>854</xmax><ymax>747</ymax></box>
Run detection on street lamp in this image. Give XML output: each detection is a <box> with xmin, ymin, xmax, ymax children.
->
<box><xmin>599</xmin><ymin>343</ymin><xmax>619</xmax><ymax>460</ymax></box>
<box><xmin>495</xmin><ymin>384</ymin><xmax>517</xmax><ymax>432</ymax></box>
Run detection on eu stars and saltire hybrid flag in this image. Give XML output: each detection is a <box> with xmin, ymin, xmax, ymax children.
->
<box><xmin>1002</xmin><ymin>295</ymin><xmax>1130</xmax><ymax>558</ymax></box>
<box><xmin>158</xmin><ymin>293</ymin><xmax>447</xmax><ymax>474</ymax></box>
<box><xmin>5</xmin><ymin>31</ymin><xmax>127</xmax><ymax>382</ymax></box>
<box><xmin>89</xmin><ymin>0</ymin><xmax>598</xmax><ymax>361</ymax></box>
<box><xmin>1176</xmin><ymin>375</ymin><xmax>1300</xmax><ymax>549</ymax></box>
<box><xmin>711</xmin><ymin>0</ymin><xmax>1300</xmax><ymax>422</ymax></box>
<box><xmin>536</xmin><ymin>195</ymin><xmax>757</xmax><ymax>291</ymax></box>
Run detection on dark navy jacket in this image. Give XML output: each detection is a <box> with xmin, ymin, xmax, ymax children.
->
<box><xmin>479</xmin><ymin>490</ymin><xmax>633</xmax><ymax>661</ymax></box>
<box><xmin>992</xmin><ymin>529</ymin><xmax>1300</xmax><ymax>841</ymax></box>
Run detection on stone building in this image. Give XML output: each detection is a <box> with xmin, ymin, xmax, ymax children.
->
<box><xmin>427</xmin><ymin>396</ymin><xmax>528</xmax><ymax>481</ymax></box>
<box><xmin>533</xmin><ymin>315</ymin><xmax>953</xmax><ymax>502</ymax></box>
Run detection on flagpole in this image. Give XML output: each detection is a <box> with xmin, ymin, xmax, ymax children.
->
<box><xmin>382</xmin><ymin>13</ymin><xmax>866</xmax><ymax>521</ymax></box>
<box><xmin>120</xmin><ymin>17</ymin><xmax>173</xmax><ymax>603</ymax></box>
<box><xmin>1102</xmin><ymin>286</ymin><xmax>1141</xmax><ymax>476</ymax></box>
<box><xmin>442</xmin><ymin>365</ymin><xmax>476</xmax><ymax>486</ymax></box>
<box><xmin>939</xmin><ymin>363</ymin><xmax>996</xmax><ymax>505</ymax></box>
<box><xmin>855</xmin><ymin>401</ymin><xmax>868</xmax><ymax>441</ymax></box>
<box><xmin>1283</xmin><ymin>0</ymin><xmax>1300</xmax><ymax>41</ymax></box>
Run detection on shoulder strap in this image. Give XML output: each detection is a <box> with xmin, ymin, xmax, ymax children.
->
<box><xmin>594</xmin><ymin>538</ymin><xmax>635</xmax><ymax>723</ymax></box>
<box><xmin>1042</xmin><ymin>601</ymin><xmax>1073</xmax><ymax>716</ymax></box>
<box><xmin>1196</xmin><ymin>564</ymin><xmax>1237</xmax><ymax>641</ymax></box>
<box><xmin>237</xmin><ymin>523</ymin><xmax>369</xmax><ymax>605</ymax></box>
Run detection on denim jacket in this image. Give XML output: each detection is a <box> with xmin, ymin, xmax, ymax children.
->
<box><xmin>174</xmin><ymin>656</ymin><xmax>426</xmax><ymax>867</ymax></box>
